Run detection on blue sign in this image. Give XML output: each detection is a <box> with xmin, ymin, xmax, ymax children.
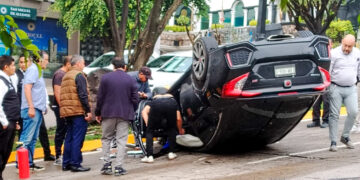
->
<box><xmin>16</xmin><ymin>17</ymin><xmax>68</xmax><ymax>56</ymax></box>
<box><xmin>0</xmin><ymin>42</ymin><xmax>10</xmax><ymax>56</ymax></box>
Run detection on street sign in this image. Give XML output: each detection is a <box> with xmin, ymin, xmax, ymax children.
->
<box><xmin>0</xmin><ymin>4</ymin><xmax>37</xmax><ymax>21</ymax></box>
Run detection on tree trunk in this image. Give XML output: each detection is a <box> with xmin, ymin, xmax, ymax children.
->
<box><xmin>104</xmin><ymin>0</ymin><xmax>129</xmax><ymax>59</ymax></box>
<box><xmin>131</xmin><ymin>0</ymin><xmax>183</xmax><ymax>70</ymax></box>
<box><xmin>102</xmin><ymin>35</ymin><xmax>113</xmax><ymax>53</ymax></box>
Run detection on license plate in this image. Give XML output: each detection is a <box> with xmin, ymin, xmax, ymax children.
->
<box><xmin>274</xmin><ymin>64</ymin><xmax>296</xmax><ymax>77</ymax></box>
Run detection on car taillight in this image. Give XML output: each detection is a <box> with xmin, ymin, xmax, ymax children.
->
<box><xmin>314</xmin><ymin>67</ymin><xmax>331</xmax><ymax>91</ymax></box>
<box><xmin>222</xmin><ymin>73</ymin><xmax>261</xmax><ymax>98</ymax></box>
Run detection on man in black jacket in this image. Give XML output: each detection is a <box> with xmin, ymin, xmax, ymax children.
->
<box><xmin>0</xmin><ymin>55</ymin><xmax>20</xmax><ymax>180</ymax></box>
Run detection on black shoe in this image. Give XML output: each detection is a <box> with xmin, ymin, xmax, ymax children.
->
<box><xmin>30</xmin><ymin>164</ymin><xmax>45</xmax><ymax>172</ymax></box>
<box><xmin>62</xmin><ymin>165</ymin><xmax>71</xmax><ymax>171</ymax></box>
<box><xmin>44</xmin><ymin>154</ymin><xmax>56</xmax><ymax>161</ymax></box>
<box><xmin>101</xmin><ymin>162</ymin><xmax>112</xmax><ymax>175</ymax></box>
<box><xmin>320</xmin><ymin>122</ymin><xmax>329</xmax><ymax>128</ymax></box>
<box><xmin>307</xmin><ymin>121</ymin><xmax>320</xmax><ymax>128</ymax></box>
<box><xmin>71</xmin><ymin>166</ymin><xmax>91</xmax><ymax>172</ymax></box>
<box><xmin>114</xmin><ymin>166</ymin><xmax>127</xmax><ymax>176</ymax></box>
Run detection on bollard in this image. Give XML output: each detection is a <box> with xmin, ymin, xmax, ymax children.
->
<box><xmin>17</xmin><ymin>143</ymin><xmax>30</xmax><ymax>179</ymax></box>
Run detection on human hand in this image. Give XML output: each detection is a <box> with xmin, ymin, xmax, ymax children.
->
<box><xmin>95</xmin><ymin>116</ymin><xmax>102</xmax><ymax>124</ymax></box>
<box><xmin>16</xmin><ymin>123</ymin><xmax>21</xmax><ymax>130</ymax></box>
<box><xmin>179</xmin><ymin>128</ymin><xmax>185</xmax><ymax>135</ymax></box>
<box><xmin>2</xmin><ymin>125</ymin><xmax>7</xmax><ymax>130</ymax></box>
<box><xmin>85</xmin><ymin>113</ymin><xmax>92</xmax><ymax>121</ymax></box>
<box><xmin>28</xmin><ymin>107</ymin><xmax>35</xmax><ymax>118</ymax></box>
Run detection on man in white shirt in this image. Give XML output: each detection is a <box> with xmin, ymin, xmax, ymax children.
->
<box><xmin>0</xmin><ymin>55</ymin><xmax>20</xmax><ymax>180</ymax></box>
<box><xmin>328</xmin><ymin>34</ymin><xmax>360</xmax><ymax>152</ymax></box>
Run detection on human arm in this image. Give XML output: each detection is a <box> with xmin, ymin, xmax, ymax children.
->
<box><xmin>176</xmin><ymin>110</ymin><xmax>185</xmax><ymax>135</ymax></box>
<box><xmin>141</xmin><ymin>105</ymin><xmax>150</xmax><ymax>126</ymax></box>
<box><xmin>24</xmin><ymin>84</ymin><xmax>35</xmax><ymax>118</ymax></box>
<box><xmin>131</xmin><ymin>80</ymin><xmax>139</xmax><ymax>110</ymax></box>
<box><xmin>0</xmin><ymin>80</ymin><xmax>9</xmax><ymax>129</ymax></box>
<box><xmin>54</xmin><ymin>85</ymin><xmax>61</xmax><ymax>105</ymax></box>
<box><xmin>75</xmin><ymin>74</ymin><xmax>92</xmax><ymax>121</ymax></box>
<box><xmin>95</xmin><ymin>76</ymin><xmax>105</xmax><ymax>123</ymax></box>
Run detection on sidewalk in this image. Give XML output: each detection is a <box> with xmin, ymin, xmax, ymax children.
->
<box><xmin>8</xmin><ymin>107</ymin><xmax>347</xmax><ymax>162</ymax></box>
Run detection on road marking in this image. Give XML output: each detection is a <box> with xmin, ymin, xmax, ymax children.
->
<box><xmin>246</xmin><ymin>141</ymin><xmax>360</xmax><ymax>165</ymax></box>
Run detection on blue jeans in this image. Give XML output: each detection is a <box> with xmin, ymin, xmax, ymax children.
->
<box><xmin>18</xmin><ymin>108</ymin><xmax>43</xmax><ymax>166</ymax></box>
<box><xmin>328</xmin><ymin>84</ymin><xmax>358</xmax><ymax>143</ymax></box>
<box><xmin>62</xmin><ymin>116</ymin><xmax>88</xmax><ymax>168</ymax></box>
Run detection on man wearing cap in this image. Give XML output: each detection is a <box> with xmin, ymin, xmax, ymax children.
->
<box><xmin>128</xmin><ymin>66</ymin><xmax>152</xmax><ymax>100</ymax></box>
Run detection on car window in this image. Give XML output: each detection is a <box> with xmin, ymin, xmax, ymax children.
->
<box><xmin>88</xmin><ymin>55</ymin><xmax>114</xmax><ymax>67</ymax></box>
<box><xmin>159</xmin><ymin>56</ymin><xmax>192</xmax><ymax>73</ymax></box>
<box><xmin>147</xmin><ymin>55</ymin><xmax>174</xmax><ymax>68</ymax></box>
<box><xmin>88</xmin><ymin>53</ymin><xmax>130</xmax><ymax>68</ymax></box>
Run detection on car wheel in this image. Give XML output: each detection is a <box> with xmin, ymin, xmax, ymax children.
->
<box><xmin>192</xmin><ymin>37</ymin><xmax>218</xmax><ymax>90</ymax></box>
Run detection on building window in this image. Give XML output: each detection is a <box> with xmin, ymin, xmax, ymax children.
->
<box><xmin>247</xmin><ymin>8</ymin><xmax>255</xmax><ymax>25</ymax></box>
<box><xmin>201</xmin><ymin>16</ymin><xmax>209</xmax><ymax>30</ymax></box>
<box><xmin>234</xmin><ymin>1</ymin><xmax>244</xmax><ymax>27</ymax></box>
<box><xmin>212</xmin><ymin>12</ymin><xmax>219</xmax><ymax>24</ymax></box>
<box><xmin>224</xmin><ymin>10</ymin><xmax>231</xmax><ymax>24</ymax></box>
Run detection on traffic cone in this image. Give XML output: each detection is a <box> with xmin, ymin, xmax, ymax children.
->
<box><xmin>17</xmin><ymin>146</ymin><xmax>30</xmax><ymax>179</ymax></box>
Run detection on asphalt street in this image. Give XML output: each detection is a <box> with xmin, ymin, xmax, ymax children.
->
<box><xmin>4</xmin><ymin>115</ymin><xmax>360</xmax><ymax>180</ymax></box>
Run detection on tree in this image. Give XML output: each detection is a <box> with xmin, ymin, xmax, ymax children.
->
<box><xmin>130</xmin><ymin>0</ymin><xmax>209</xmax><ymax>69</ymax></box>
<box><xmin>52</xmin><ymin>0</ymin><xmax>209</xmax><ymax>70</ymax></box>
<box><xmin>326</xmin><ymin>19</ymin><xmax>355</xmax><ymax>45</ymax></box>
<box><xmin>276</xmin><ymin>0</ymin><xmax>343</xmax><ymax>35</ymax></box>
<box><xmin>0</xmin><ymin>15</ymin><xmax>41</xmax><ymax>74</ymax></box>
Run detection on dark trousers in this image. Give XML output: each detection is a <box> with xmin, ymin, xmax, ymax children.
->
<box><xmin>63</xmin><ymin>116</ymin><xmax>88</xmax><ymax>168</ymax></box>
<box><xmin>312</xmin><ymin>93</ymin><xmax>329</xmax><ymax>123</ymax></box>
<box><xmin>52</xmin><ymin>106</ymin><xmax>67</xmax><ymax>158</ymax></box>
<box><xmin>0</xmin><ymin>122</ymin><xmax>16</xmax><ymax>180</ymax></box>
<box><xmin>39</xmin><ymin>115</ymin><xmax>51</xmax><ymax>157</ymax></box>
<box><xmin>146</xmin><ymin>128</ymin><xmax>177</xmax><ymax>156</ymax></box>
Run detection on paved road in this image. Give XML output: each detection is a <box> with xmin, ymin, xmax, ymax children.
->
<box><xmin>4</xmin><ymin>116</ymin><xmax>360</xmax><ymax>180</ymax></box>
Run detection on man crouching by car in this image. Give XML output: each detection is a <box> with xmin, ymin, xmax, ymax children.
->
<box><xmin>141</xmin><ymin>87</ymin><xmax>185</xmax><ymax>163</ymax></box>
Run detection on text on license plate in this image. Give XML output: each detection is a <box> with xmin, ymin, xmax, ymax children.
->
<box><xmin>274</xmin><ymin>64</ymin><xmax>296</xmax><ymax>77</ymax></box>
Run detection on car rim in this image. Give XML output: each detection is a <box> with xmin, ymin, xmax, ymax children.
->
<box><xmin>193</xmin><ymin>41</ymin><xmax>206</xmax><ymax>80</ymax></box>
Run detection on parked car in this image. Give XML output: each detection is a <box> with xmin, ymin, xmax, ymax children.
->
<box><xmin>83</xmin><ymin>50</ymin><xmax>161</xmax><ymax>75</ymax></box>
<box><xmin>132</xmin><ymin>34</ymin><xmax>331</xmax><ymax>153</ymax></box>
<box><xmin>149</xmin><ymin>51</ymin><xmax>192</xmax><ymax>90</ymax></box>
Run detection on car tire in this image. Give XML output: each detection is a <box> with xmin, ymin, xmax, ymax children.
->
<box><xmin>192</xmin><ymin>37</ymin><xmax>218</xmax><ymax>91</ymax></box>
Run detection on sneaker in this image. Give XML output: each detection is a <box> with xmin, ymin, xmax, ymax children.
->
<box><xmin>168</xmin><ymin>152</ymin><xmax>177</xmax><ymax>160</ymax></box>
<box><xmin>114</xmin><ymin>166</ymin><xmax>127</xmax><ymax>176</ymax></box>
<box><xmin>44</xmin><ymin>154</ymin><xmax>56</xmax><ymax>161</ymax></box>
<box><xmin>307</xmin><ymin>121</ymin><xmax>320</xmax><ymax>128</ymax></box>
<box><xmin>30</xmin><ymin>164</ymin><xmax>45</xmax><ymax>172</ymax></box>
<box><xmin>53</xmin><ymin>157</ymin><xmax>62</xmax><ymax>166</ymax></box>
<box><xmin>141</xmin><ymin>156</ymin><xmax>154</xmax><ymax>163</ymax></box>
<box><xmin>329</xmin><ymin>141</ymin><xmax>337</xmax><ymax>152</ymax></box>
<box><xmin>320</xmin><ymin>122</ymin><xmax>329</xmax><ymax>128</ymax></box>
<box><xmin>101</xmin><ymin>162</ymin><xmax>112</xmax><ymax>175</ymax></box>
<box><xmin>340</xmin><ymin>136</ymin><xmax>355</xmax><ymax>149</ymax></box>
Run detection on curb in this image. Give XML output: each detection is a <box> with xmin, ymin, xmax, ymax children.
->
<box><xmin>8</xmin><ymin>107</ymin><xmax>347</xmax><ymax>163</ymax></box>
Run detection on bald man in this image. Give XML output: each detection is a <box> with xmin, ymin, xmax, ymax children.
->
<box><xmin>328</xmin><ymin>34</ymin><xmax>360</xmax><ymax>152</ymax></box>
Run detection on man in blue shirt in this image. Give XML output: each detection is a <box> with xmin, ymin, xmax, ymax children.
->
<box><xmin>19</xmin><ymin>51</ymin><xmax>49</xmax><ymax>171</ymax></box>
<box><xmin>128</xmin><ymin>66</ymin><xmax>152</xmax><ymax>100</ymax></box>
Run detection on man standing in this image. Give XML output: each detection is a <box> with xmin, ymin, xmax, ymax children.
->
<box><xmin>96</xmin><ymin>58</ymin><xmax>138</xmax><ymax>176</ymax></box>
<box><xmin>60</xmin><ymin>55</ymin><xmax>91</xmax><ymax>172</ymax></box>
<box><xmin>0</xmin><ymin>56</ymin><xmax>20</xmax><ymax>180</ymax></box>
<box><xmin>16</xmin><ymin>54</ymin><xmax>55</xmax><ymax>162</ymax></box>
<box><xmin>51</xmin><ymin>56</ymin><xmax>71</xmax><ymax>165</ymax></box>
<box><xmin>128</xmin><ymin>66</ymin><xmax>152</xmax><ymax>99</ymax></box>
<box><xmin>19</xmin><ymin>52</ymin><xmax>49</xmax><ymax>171</ymax></box>
<box><xmin>328</xmin><ymin>34</ymin><xmax>360</xmax><ymax>152</ymax></box>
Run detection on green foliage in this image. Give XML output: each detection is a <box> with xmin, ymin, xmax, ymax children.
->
<box><xmin>248</xmin><ymin>19</ymin><xmax>270</xmax><ymax>26</ymax></box>
<box><xmin>164</xmin><ymin>25</ymin><xmax>189</xmax><ymax>32</ymax></box>
<box><xmin>358</xmin><ymin>14</ymin><xmax>360</xmax><ymax>27</ymax></box>
<box><xmin>176</xmin><ymin>15</ymin><xmax>190</xmax><ymax>26</ymax></box>
<box><xmin>211</xmin><ymin>24</ymin><xmax>225</xmax><ymax>29</ymax></box>
<box><xmin>0</xmin><ymin>15</ymin><xmax>41</xmax><ymax>76</ymax></box>
<box><xmin>326</xmin><ymin>19</ymin><xmax>355</xmax><ymax>44</ymax></box>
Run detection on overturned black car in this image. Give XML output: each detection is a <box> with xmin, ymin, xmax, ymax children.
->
<box><xmin>132</xmin><ymin>32</ymin><xmax>331</xmax><ymax>153</ymax></box>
